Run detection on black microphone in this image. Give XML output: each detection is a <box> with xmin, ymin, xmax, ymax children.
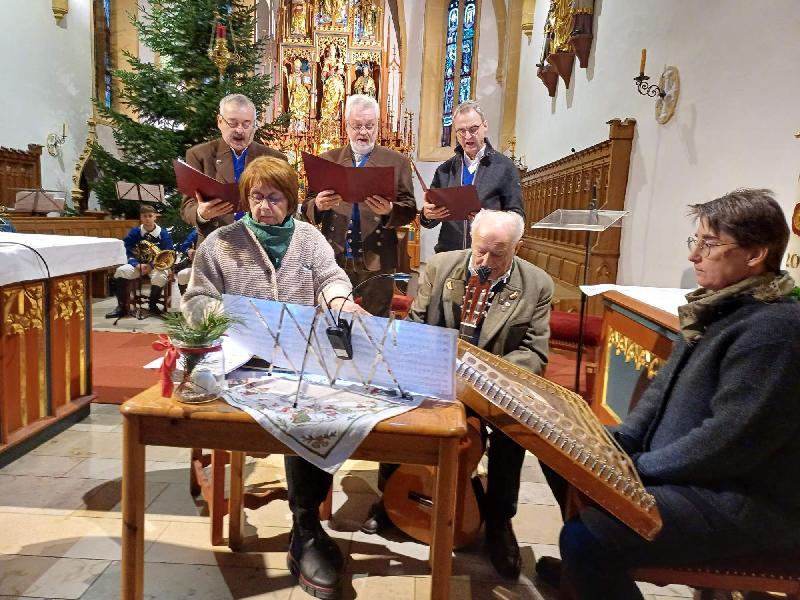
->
<box><xmin>325</xmin><ymin>272</ymin><xmax>411</xmax><ymax>361</ymax></box>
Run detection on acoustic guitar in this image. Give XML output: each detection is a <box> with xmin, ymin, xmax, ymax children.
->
<box><xmin>383</xmin><ymin>265</ymin><xmax>494</xmax><ymax>549</ymax></box>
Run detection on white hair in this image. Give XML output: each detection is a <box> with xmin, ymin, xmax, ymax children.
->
<box><xmin>453</xmin><ymin>99</ymin><xmax>485</xmax><ymax>122</ymax></box>
<box><xmin>345</xmin><ymin>94</ymin><xmax>379</xmax><ymax>121</ymax></box>
<box><xmin>219</xmin><ymin>93</ymin><xmax>257</xmax><ymax>121</ymax></box>
<box><xmin>471</xmin><ymin>209</ymin><xmax>525</xmax><ymax>244</ymax></box>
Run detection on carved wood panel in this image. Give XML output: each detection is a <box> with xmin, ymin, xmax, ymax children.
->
<box><xmin>0</xmin><ymin>145</ymin><xmax>43</xmax><ymax>209</ymax></box>
<box><xmin>519</xmin><ymin>119</ymin><xmax>636</xmax><ymax>315</ymax></box>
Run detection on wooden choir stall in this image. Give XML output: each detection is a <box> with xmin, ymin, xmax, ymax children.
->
<box><xmin>0</xmin><ymin>232</ymin><xmax>126</xmax><ymax>466</ymax></box>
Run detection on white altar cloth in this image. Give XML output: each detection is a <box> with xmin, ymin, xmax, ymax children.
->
<box><xmin>0</xmin><ymin>232</ymin><xmax>127</xmax><ymax>286</ymax></box>
<box><xmin>579</xmin><ymin>284</ymin><xmax>694</xmax><ymax>316</ymax></box>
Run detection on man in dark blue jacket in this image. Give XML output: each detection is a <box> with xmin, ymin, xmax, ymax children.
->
<box><xmin>539</xmin><ymin>189</ymin><xmax>800</xmax><ymax>599</ymax></box>
<box><xmin>420</xmin><ymin>100</ymin><xmax>525</xmax><ymax>253</ymax></box>
<box><xmin>105</xmin><ymin>204</ymin><xmax>174</xmax><ymax>319</ymax></box>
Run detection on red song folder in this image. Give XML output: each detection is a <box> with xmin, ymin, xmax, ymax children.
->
<box><xmin>426</xmin><ymin>185</ymin><xmax>482</xmax><ymax>221</ymax></box>
<box><xmin>302</xmin><ymin>152</ymin><xmax>396</xmax><ymax>203</ymax></box>
<box><xmin>173</xmin><ymin>159</ymin><xmax>241</xmax><ymax>210</ymax></box>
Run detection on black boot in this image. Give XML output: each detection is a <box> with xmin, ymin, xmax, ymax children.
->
<box><xmin>287</xmin><ymin>522</ymin><xmax>342</xmax><ymax>599</ymax></box>
<box><xmin>105</xmin><ymin>279</ymin><xmax>129</xmax><ymax>319</ymax></box>
<box><xmin>360</xmin><ymin>499</ymin><xmax>392</xmax><ymax>535</ymax></box>
<box><xmin>485</xmin><ymin>519</ymin><xmax>522</xmax><ymax>579</ymax></box>
<box><xmin>148</xmin><ymin>284</ymin><xmax>164</xmax><ymax>317</ymax></box>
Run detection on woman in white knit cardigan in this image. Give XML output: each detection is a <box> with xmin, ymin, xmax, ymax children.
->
<box><xmin>181</xmin><ymin>156</ymin><xmax>361</xmax><ymax>600</ymax></box>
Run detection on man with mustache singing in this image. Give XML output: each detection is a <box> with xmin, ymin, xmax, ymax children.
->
<box><xmin>180</xmin><ymin>94</ymin><xmax>287</xmax><ymax>245</ymax></box>
<box><xmin>302</xmin><ymin>94</ymin><xmax>417</xmax><ymax>316</ymax></box>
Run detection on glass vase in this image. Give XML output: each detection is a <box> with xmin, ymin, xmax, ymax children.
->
<box><xmin>172</xmin><ymin>338</ymin><xmax>225</xmax><ymax>404</ymax></box>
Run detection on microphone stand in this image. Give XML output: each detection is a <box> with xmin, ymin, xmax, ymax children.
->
<box><xmin>293</xmin><ymin>272</ymin><xmax>412</xmax><ymax>408</ymax></box>
<box><xmin>574</xmin><ymin>187</ymin><xmax>597</xmax><ymax>395</ymax></box>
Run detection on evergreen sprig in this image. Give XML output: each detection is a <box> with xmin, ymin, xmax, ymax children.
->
<box><xmin>163</xmin><ymin>310</ymin><xmax>242</xmax><ymax>347</ymax></box>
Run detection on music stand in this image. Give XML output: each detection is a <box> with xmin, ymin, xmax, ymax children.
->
<box><xmin>532</xmin><ymin>203</ymin><xmax>628</xmax><ymax>394</ymax></box>
<box><xmin>13</xmin><ymin>189</ymin><xmax>66</xmax><ymax>214</ymax></box>
<box><xmin>115</xmin><ymin>182</ymin><xmax>166</xmax><ymax>204</ymax></box>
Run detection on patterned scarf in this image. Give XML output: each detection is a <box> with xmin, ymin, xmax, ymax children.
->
<box><xmin>678</xmin><ymin>271</ymin><xmax>796</xmax><ymax>344</ymax></box>
<box><xmin>242</xmin><ymin>213</ymin><xmax>295</xmax><ymax>269</ymax></box>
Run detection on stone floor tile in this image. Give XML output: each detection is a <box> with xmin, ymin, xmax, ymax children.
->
<box><xmin>29</xmin><ymin>430</ymin><xmax>123</xmax><ymax>460</ymax></box>
<box><xmin>0</xmin><ymin>454</ymin><xmax>83</xmax><ymax>477</ymax></box>
<box><xmin>0</xmin><ymin>474</ymin><xmax>119</xmax><ymax>516</ymax></box>
<box><xmin>511</xmin><ymin>504</ymin><xmax>564</xmax><ymax>545</ymax></box>
<box><xmin>0</xmin><ymin>555</ymin><xmax>109</xmax><ymax>599</ymax></box>
<box><xmin>81</xmin><ymin>560</ymin><xmax>295</xmax><ymax>599</ymax></box>
<box><xmin>0</xmin><ymin>513</ymin><xmax>164</xmax><ymax>559</ymax></box>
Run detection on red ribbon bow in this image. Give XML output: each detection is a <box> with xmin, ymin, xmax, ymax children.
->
<box><xmin>152</xmin><ymin>334</ymin><xmax>179</xmax><ymax>397</ymax></box>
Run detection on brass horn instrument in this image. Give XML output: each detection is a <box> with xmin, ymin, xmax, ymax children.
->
<box><xmin>133</xmin><ymin>240</ymin><xmax>176</xmax><ymax>271</ymax></box>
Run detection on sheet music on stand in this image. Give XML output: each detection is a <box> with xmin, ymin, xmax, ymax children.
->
<box><xmin>532</xmin><ymin>208</ymin><xmax>628</xmax><ymax>393</ymax></box>
<box><xmin>222</xmin><ymin>294</ymin><xmax>457</xmax><ymax>401</ymax></box>
<box><xmin>115</xmin><ymin>182</ymin><xmax>166</xmax><ymax>204</ymax></box>
<box><xmin>13</xmin><ymin>188</ymin><xmax>66</xmax><ymax>213</ymax></box>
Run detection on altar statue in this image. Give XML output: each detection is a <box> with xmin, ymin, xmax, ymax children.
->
<box><xmin>290</xmin><ymin>0</ymin><xmax>307</xmax><ymax>36</ymax></box>
<box><xmin>355</xmin><ymin>0</ymin><xmax>379</xmax><ymax>38</ymax></box>
<box><xmin>353</xmin><ymin>67</ymin><xmax>376</xmax><ymax>98</ymax></box>
<box><xmin>286</xmin><ymin>58</ymin><xmax>311</xmax><ymax>133</ymax></box>
<box><xmin>321</xmin><ymin>62</ymin><xmax>345</xmax><ymax>120</ymax></box>
<box><xmin>320</xmin><ymin>0</ymin><xmax>347</xmax><ymax>26</ymax></box>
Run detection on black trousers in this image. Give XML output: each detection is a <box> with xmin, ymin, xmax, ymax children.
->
<box><xmin>379</xmin><ymin>408</ymin><xmax>526</xmax><ymax>524</ymax></box>
<box><xmin>285</xmin><ymin>455</ymin><xmax>333</xmax><ymax>529</ymax></box>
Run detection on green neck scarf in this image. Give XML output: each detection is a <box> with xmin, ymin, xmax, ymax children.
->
<box><xmin>242</xmin><ymin>213</ymin><xmax>295</xmax><ymax>269</ymax></box>
<box><xmin>677</xmin><ymin>271</ymin><xmax>795</xmax><ymax>344</ymax></box>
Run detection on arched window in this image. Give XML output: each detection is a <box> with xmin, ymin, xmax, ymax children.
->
<box><xmin>440</xmin><ymin>0</ymin><xmax>480</xmax><ymax>147</ymax></box>
<box><xmin>94</xmin><ymin>0</ymin><xmax>113</xmax><ymax>107</ymax></box>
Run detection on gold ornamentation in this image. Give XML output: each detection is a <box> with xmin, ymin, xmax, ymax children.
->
<box><xmin>3</xmin><ymin>286</ymin><xmax>44</xmax><ymax>336</ymax></box>
<box><xmin>53</xmin><ymin>277</ymin><xmax>85</xmax><ymax>321</ymax></box>
<box><xmin>350</xmin><ymin>50</ymin><xmax>381</xmax><ymax>64</ymax></box>
<box><xmin>71</xmin><ymin>118</ymin><xmax>97</xmax><ymax>202</ymax></box>
<box><xmin>607</xmin><ymin>330</ymin><xmax>663</xmax><ymax>379</ymax></box>
<box><xmin>52</xmin><ymin>0</ymin><xmax>68</xmax><ymax>22</ymax></box>
<box><xmin>551</xmin><ymin>0</ymin><xmax>573</xmax><ymax>53</ymax></box>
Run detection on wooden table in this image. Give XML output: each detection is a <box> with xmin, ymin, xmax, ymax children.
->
<box><xmin>120</xmin><ymin>385</ymin><xmax>466</xmax><ymax>600</ymax></box>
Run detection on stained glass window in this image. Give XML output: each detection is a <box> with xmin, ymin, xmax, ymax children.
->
<box><xmin>103</xmin><ymin>0</ymin><xmax>112</xmax><ymax>107</ymax></box>
<box><xmin>440</xmin><ymin>0</ymin><xmax>460</xmax><ymax>146</ymax></box>
<box><xmin>440</xmin><ymin>0</ymin><xmax>480</xmax><ymax>147</ymax></box>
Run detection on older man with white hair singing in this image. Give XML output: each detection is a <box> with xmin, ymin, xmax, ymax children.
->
<box><xmin>302</xmin><ymin>94</ymin><xmax>417</xmax><ymax>316</ymax></box>
<box><xmin>362</xmin><ymin>209</ymin><xmax>554</xmax><ymax>580</ymax></box>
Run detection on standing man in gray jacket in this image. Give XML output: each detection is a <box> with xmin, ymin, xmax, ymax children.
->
<box><xmin>420</xmin><ymin>100</ymin><xmax>525</xmax><ymax>253</ymax></box>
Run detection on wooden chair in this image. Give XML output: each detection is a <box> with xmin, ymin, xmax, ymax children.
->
<box><xmin>190</xmin><ymin>448</ymin><xmax>333</xmax><ymax>549</ymax></box>
<box><xmin>548</xmin><ymin>310</ymin><xmax>603</xmax><ymax>399</ymax></box>
<box><xmin>631</xmin><ymin>553</ymin><xmax>800</xmax><ymax>599</ymax></box>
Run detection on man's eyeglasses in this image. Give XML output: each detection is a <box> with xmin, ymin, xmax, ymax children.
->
<box><xmin>347</xmin><ymin>122</ymin><xmax>376</xmax><ymax>133</ymax></box>
<box><xmin>249</xmin><ymin>192</ymin><xmax>284</xmax><ymax>207</ymax></box>
<box><xmin>687</xmin><ymin>236</ymin><xmax>738</xmax><ymax>257</ymax></box>
<box><xmin>455</xmin><ymin>123</ymin><xmax>484</xmax><ymax>138</ymax></box>
<box><xmin>219</xmin><ymin>114</ymin><xmax>255</xmax><ymax>130</ymax></box>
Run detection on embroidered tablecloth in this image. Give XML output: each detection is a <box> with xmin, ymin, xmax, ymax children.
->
<box><xmin>223</xmin><ymin>371</ymin><xmax>423</xmax><ymax>473</ymax></box>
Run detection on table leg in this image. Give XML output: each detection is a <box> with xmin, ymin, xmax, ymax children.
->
<box><xmin>229</xmin><ymin>451</ymin><xmax>245</xmax><ymax>550</ymax></box>
<box><xmin>210</xmin><ymin>450</ymin><xmax>227</xmax><ymax>546</ymax></box>
<box><xmin>429</xmin><ymin>437</ymin><xmax>458</xmax><ymax>600</ymax></box>
<box><xmin>121</xmin><ymin>415</ymin><xmax>145</xmax><ymax>600</ymax></box>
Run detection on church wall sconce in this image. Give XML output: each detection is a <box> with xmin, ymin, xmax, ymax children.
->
<box><xmin>634</xmin><ymin>49</ymin><xmax>680</xmax><ymax>125</ymax></box>
<box><xmin>46</xmin><ymin>123</ymin><xmax>67</xmax><ymax>157</ymax></box>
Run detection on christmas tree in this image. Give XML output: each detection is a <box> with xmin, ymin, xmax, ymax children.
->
<box><xmin>91</xmin><ymin>0</ymin><xmax>283</xmax><ymax>238</ymax></box>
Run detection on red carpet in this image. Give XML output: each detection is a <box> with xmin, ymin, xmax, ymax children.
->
<box><xmin>91</xmin><ymin>331</ymin><xmax>162</xmax><ymax>404</ymax></box>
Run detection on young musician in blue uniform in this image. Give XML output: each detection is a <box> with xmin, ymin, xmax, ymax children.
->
<box><xmin>105</xmin><ymin>204</ymin><xmax>174</xmax><ymax>318</ymax></box>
